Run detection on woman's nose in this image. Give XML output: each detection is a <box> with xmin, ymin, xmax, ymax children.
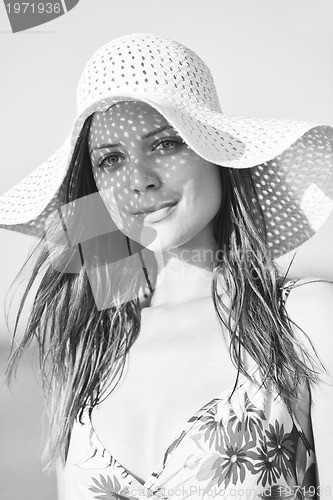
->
<box><xmin>128</xmin><ymin>157</ymin><xmax>161</xmax><ymax>193</ymax></box>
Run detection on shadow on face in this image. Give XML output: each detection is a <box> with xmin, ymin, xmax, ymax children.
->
<box><xmin>88</xmin><ymin>100</ymin><xmax>223</xmax><ymax>254</ymax></box>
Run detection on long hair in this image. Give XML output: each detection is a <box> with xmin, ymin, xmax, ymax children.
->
<box><xmin>4</xmin><ymin>114</ymin><xmax>323</xmax><ymax>472</ymax></box>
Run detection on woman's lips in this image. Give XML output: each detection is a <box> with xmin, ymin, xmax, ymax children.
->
<box><xmin>135</xmin><ymin>202</ymin><xmax>178</xmax><ymax>223</ymax></box>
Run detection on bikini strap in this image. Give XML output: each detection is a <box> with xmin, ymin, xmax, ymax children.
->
<box><xmin>280</xmin><ymin>278</ymin><xmax>300</xmax><ymax>306</ymax></box>
<box><xmin>280</xmin><ymin>277</ymin><xmax>330</xmax><ymax>307</ymax></box>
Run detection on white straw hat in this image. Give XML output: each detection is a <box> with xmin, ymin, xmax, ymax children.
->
<box><xmin>1</xmin><ymin>32</ymin><xmax>333</xmax><ymax>260</ymax></box>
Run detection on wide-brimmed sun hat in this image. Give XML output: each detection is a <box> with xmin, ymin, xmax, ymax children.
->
<box><xmin>1</xmin><ymin>32</ymin><xmax>333</xmax><ymax>263</ymax></box>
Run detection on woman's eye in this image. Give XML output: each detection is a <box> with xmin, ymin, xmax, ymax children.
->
<box><xmin>98</xmin><ymin>153</ymin><xmax>124</xmax><ymax>168</ymax></box>
<box><xmin>153</xmin><ymin>138</ymin><xmax>185</xmax><ymax>152</ymax></box>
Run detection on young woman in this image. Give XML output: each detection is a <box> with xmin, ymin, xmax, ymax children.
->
<box><xmin>2</xmin><ymin>33</ymin><xmax>333</xmax><ymax>500</ymax></box>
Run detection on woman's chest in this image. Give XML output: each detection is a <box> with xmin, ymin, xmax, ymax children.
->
<box><xmin>90</xmin><ymin>299</ymin><xmax>245</xmax><ymax>483</ymax></box>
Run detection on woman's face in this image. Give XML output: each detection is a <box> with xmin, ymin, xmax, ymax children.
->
<box><xmin>88</xmin><ymin>101</ymin><xmax>222</xmax><ymax>252</ymax></box>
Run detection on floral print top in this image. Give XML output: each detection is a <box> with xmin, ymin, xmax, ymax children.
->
<box><xmin>64</xmin><ymin>279</ymin><xmax>318</xmax><ymax>500</ymax></box>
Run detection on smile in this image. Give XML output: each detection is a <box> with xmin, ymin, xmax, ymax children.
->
<box><xmin>135</xmin><ymin>202</ymin><xmax>178</xmax><ymax>223</ymax></box>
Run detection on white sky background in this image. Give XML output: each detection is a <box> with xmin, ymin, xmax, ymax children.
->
<box><xmin>0</xmin><ymin>0</ymin><xmax>333</xmax><ymax>338</ymax></box>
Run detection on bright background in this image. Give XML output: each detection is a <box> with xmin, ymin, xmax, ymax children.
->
<box><xmin>0</xmin><ymin>1</ymin><xmax>333</xmax><ymax>498</ymax></box>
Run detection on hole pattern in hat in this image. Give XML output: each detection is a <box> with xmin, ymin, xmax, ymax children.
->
<box><xmin>77</xmin><ymin>34</ymin><xmax>221</xmax><ymax>116</ymax></box>
<box><xmin>0</xmin><ymin>34</ymin><xmax>333</xmax><ymax>260</ymax></box>
<box><xmin>1</xmin><ymin>124</ymin><xmax>333</xmax><ymax>259</ymax></box>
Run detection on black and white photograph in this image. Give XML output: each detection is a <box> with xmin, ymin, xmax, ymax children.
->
<box><xmin>1</xmin><ymin>1</ymin><xmax>333</xmax><ymax>499</ymax></box>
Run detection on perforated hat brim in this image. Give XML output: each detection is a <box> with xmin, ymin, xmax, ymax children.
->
<box><xmin>0</xmin><ymin>33</ymin><xmax>333</xmax><ymax>260</ymax></box>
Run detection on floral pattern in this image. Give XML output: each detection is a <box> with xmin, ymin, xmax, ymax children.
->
<box><xmin>265</xmin><ymin>422</ymin><xmax>295</xmax><ymax>475</ymax></box>
<box><xmin>62</xmin><ymin>279</ymin><xmax>318</xmax><ymax>499</ymax></box>
<box><xmin>183</xmin><ymin>390</ymin><xmax>317</xmax><ymax>498</ymax></box>
<box><xmin>88</xmin><ymin>474</ymin><xmax>140</xmax><ymax>500</ymax></box>
<box><xmin>63</xmin><ymin>382</ymin><xmax>318</xmax><ymax>500</ymax></box>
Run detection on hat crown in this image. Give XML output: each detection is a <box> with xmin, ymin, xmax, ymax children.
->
<box><xmin>76</xmin><ymin>33</ymin><xmax>222</xmax><ymax>115</ymax></box>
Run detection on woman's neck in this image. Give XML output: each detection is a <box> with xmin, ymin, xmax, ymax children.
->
<box><xmin>143</xmin><ymin>228</ymin><xmax>221</xmax><ymax>309</ymax></box>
